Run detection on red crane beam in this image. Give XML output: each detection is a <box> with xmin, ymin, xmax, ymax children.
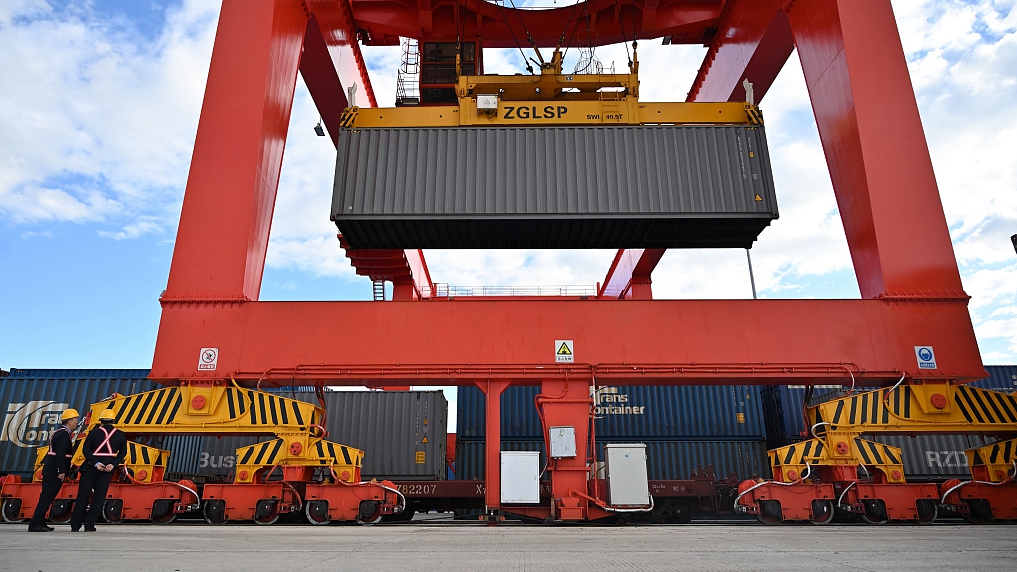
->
<box><xmin>349</xmin><ymin>0</ymin><xmax>722</xmax><ymax>47</ymax></box>
<box><xmin>151</xmin><ymin>297</ymin><xmax>983</xmax><ymax>385</ymax></box>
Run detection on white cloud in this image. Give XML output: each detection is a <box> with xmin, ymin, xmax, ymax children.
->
<box><xmin>0</xmin><ymin>0</ymin><xmax>51</xmax><ymax>25</ymax></box>
<box><xmin>97</xmin><ymin>215</ymin><xmax>163</xmax><ymax>240</ymax></box>
<box><xmin>0</xmin><ymin>0</ymin><xmax>219</xmax><ymax>233</ymax></box>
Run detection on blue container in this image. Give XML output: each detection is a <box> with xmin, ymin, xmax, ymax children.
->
<box><xmin>1</xmin><ymin>369</ymin><xmax>156</xmax><ymax>477</ymax></box>
<box><xmin>457</xmin><ymin>385</ymin><xmax>765</xmax><ymax>440</ymax></box>
<box><xmin>455</xmin><ymin>438</ymin><xmax>768</xmax><ymax>481</ymax></box>
<box><xmin>971</xmin><ymin>365</ymin><xmax>1017</xmax><ymax>390</ymax></box>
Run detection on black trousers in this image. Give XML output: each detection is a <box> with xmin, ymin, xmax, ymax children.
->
<box><xmin>69</xmin><ymin>470</ymin><xmax>112</xmax><ymax>530</ymax></box>
<box><xmin>29</xmin><ymin>474</ymin><xmax>63</xmax><ymax>526</ymax></box>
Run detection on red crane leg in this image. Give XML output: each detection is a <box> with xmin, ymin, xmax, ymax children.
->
<box><xmin>304</xmin><ymin>0</ymin><xmax>378</xmax><ymax>116</ymax></box>
<box><xmin>478</xmin><ymin>380</ymin><xmax>510</xmax><ymax>514</ymax></box>
<box><xmin>539</xmin><ymin>379</ymin><xmax>593</xmax><ymax>521</ymax></box>
<box><xmin>686</xmin><ymin>0</ymin><xmax>793</xmax><ymax>103</ymax></box>
<box><xmin>164</xmin><ymin>0</ymin><xmax>306</xmax><ymax>302</ymax></box>
<box><xmin>600</xmin><ymin>249</ymin><xmax>666</xmax><ymax>300</ymax></box>
<box><xmin>786</xmin><ymin>0</ymin><xmax>965</xmax><ymax>299</ymax></box>
<box><xmin>299</xmin><ymin>16</ymin><xmax>351</xmax><ymax>147</ymax></box>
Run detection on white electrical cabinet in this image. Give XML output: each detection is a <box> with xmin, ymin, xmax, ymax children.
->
<box><xmin>501</xmin><ymin>451</ymin><xmax>540</xmax><ymax>504</ymax></box>
<box><xmin>548</xmin><ymin>426</ymin><xmax>577</xmax><ymax>458</ymax></box>
<box><xmin>604</xmin><ymin>444</ymin><xmax>650</xmax><ymax>506</ymax></box>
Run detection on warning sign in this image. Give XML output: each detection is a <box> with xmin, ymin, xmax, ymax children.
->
<box><xmin>415</xmin><ymin>451</ymin><xmax>426</xmax><ymax>464</ymax></box>
<box><xmin>421</xmin><ymin>436</ymin><xmax>429</xmax><ymax>444</ymax></box>
<box><xmin>198</xmin><ymin>348</ymin><xmax>218</xmax><ymax>371</ymax></box>
<box><xmin>555</xmin><ymin>340</ymin><xmax>574</xmax><ymax>363</ymax></box>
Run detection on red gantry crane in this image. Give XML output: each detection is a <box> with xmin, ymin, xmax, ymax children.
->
<box><xmin>4</xmin><ymin>0</ymin><xmax>1012</xmax><ymax>526</ymax></box>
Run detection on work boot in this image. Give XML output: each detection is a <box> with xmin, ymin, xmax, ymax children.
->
<box><xmin>27</xmin><ymin>525</ymin><xmax>53</xmax><ymax>532</ymax></box>
<box><xmin>83</xmin><ymin>526</ymin><xmax>97</xmax><ymax>532</ymax></box>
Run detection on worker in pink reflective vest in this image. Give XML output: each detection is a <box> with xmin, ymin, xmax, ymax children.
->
<box><xmin>70</xmin><ymin>409</ymin><xmax>126</xmax><ymax>532</ymax></box>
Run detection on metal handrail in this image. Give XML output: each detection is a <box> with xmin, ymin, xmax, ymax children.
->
<box><xmin>432</xmin><ymin>284</ymin><xmax>596</xmax><ymax>297</ymax></box>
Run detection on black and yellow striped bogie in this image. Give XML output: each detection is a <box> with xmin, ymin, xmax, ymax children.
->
<box><xmin>966</xmin><ymin>437</ymin><xmax>1017</xmax><ymax>482</ymax></box>
<box><xmin>233</xmin><ymin>436</ymin><xmax>363</xmax><ymax>484</ymax></box>
<box><xmin>769</xmin><ymin>437</ymin><xmax>905</xmax><ymax>484</ymax></box>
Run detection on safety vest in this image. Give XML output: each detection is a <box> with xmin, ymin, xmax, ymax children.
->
<box><xmin>93</xmin><ymin>426</ymin><xmax>118</xmax><ymax>457</ymax></box>
<box><xmin>45</xmin><ymin>426</ymin><xmax>72</xmax><ymax>458</ymax></box>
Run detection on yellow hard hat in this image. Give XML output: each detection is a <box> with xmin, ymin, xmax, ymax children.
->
<box><xmin>98</xmin><ymin>409</ymin><xmax>116</xmax><ymax>422</ymax></box>
<box><xmin>61</xmin><ymin>408</ymin><xmax>79</xmax><ymax>421</ymax></box>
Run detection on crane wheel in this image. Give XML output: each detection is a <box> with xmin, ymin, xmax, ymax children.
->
<box><xmin>49</xmin><ymin>499</ymin><xmax>73</xmax><ymax>524</ymax></box>
<box><xmin>1</xmin><ymin>498</ymin><xmax>22</xmax><ymax>523</ymax></box>
<box><xmin>305</xmin><ymin>500</ymin><xmax>331</xmax><ymax>525</ymax></box>
<box><xmin>101</xmin><ymin>499</ymin><xmax>123</xmax><ymax>523</ymax></box>
<box><xmin>202</xmin><ymin>499</ymin><xmax>227</xmax><ymax>525</ymax></box>
<box><xmin>756</xmin><ymin>500</ymin><xmax>783</xmax><ymax>525</ymax></box>
<box><xmin>809</xmin><ymin>500</ymin><xmax>835</xmax><ymax>525</ymax></box>
<box><xmin>859</xmin><ymin>500</ymin><xmax>888</xmax><ymax>525</ymax></box>
<box><xmin>960</xmin><ymin>499</ymin><xmax>993</xmax><ymax>524</ymax></box>
<box><xmin>915</xmin><ymin>500</ymin><xmax>937</xmax><ymax>524</ymax></box>
<box><xmin>357</xmin><ymin>500</ymin><xmax>382</xmax><ymax>525</ymax></box>
<box><xmin>152</xmin><ymin>499</ymin><xmax>176</xmax><ymax>524</ymax></box>
<box><xmin>253</xmin><ymin>499</ymin><xmax>279</xmax><ymax>525</ymax></box>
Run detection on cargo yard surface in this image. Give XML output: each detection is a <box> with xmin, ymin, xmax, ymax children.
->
<box><xmin>1</xmin><ymin>520</ymin><xmax>1012</xmax><ymax>572</ymax></box>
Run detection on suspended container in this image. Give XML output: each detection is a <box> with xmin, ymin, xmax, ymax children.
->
<box><xmin>331</xmin><ymin>125</ymin><xmax>778</xmax><ymax>249</ymax></box>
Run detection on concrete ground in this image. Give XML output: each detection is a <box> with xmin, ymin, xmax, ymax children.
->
<box><xmin>1</xmin><ymin>516</ymin><xmax>1013</xmax><ymax>572</ymax></box>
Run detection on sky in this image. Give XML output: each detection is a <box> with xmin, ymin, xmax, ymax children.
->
<box><xmin>1</xmin><ymin>0</ymin><xmax>1016</xmax><ymax>428</ymax></box>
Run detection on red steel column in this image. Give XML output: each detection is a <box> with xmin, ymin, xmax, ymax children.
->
<box><xmin>478</xmin><ymin>380</ymin><xmax>510</xmax><ymax>514</ymax></box>
<box><xmin>786</xmin><ymin>0</ymin><xmax>965</xmax><ymax>298</ymax></box>
<box><xmin>164</xmin><ymin>0</ymin><xmax>306</xmax><ymax>302</ymax></box>
<box><xmin>687</xmin><ymin>0</ymin><xmax>792</xmax><ymax>103</ymax></box>
<box><xmin>539</xmin><ymin>379</ymin><xmax>592</xmax><ymax>520</ymax></box>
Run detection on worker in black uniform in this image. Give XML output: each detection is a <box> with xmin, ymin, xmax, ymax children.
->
<box><xmin>27</xmin><ymin>408</ymin><xmax>79</xmax><ymax>532</ymax></box>
<box><xmin>69</xmin><ymin>409</ymin><xmax>127</xmax><ymax>532</ymax></box>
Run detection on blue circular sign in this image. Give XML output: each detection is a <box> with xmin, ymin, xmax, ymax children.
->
<box><xmin>918</xmin><ymin>348</ymin><xmax>933</xmax><ymax>361</ymax></box>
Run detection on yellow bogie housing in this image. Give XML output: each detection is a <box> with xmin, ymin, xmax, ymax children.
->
<box><xmin>769</xmin><ymin>383</ymin><xmax>1017</xmax><ymax>484</ymax></box>
<box><xmin>73</xmin><ymin>382</ymin><xmax>363</xmax><ymax>485</ymax></box>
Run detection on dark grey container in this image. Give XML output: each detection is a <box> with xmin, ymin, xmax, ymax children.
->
<box><xmin>173</xmin><ymin>390</ymin><xmax>448</xmax><ymax>481</ymax></box>
<box><xmin>331</xmin><ymin>125</ymin><xmax>778</xmax><ymax>249</ymax></box>
<box><xmin>870</xmin><ymin>434</ymin><xmax>988</xmax><ymax>480</ymax></box>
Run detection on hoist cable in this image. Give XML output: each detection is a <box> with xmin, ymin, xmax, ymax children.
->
<box><xmin>562</xmin><ymin>1</ymin><xmax>590</xmax><ymax>63</ymax></box>
<box><xmin>497</xmin><ymin>0</ymin><xmax>534</xmax><ymax>74</ymax></box>
<box><xmin>508</xmin><ymin>0</ymin><xmax>545</xmax><ymax>65</ymax></box>
<box><xmin>615</xmin><ymin>0</ymin><xmax>632</xmax><ymax>68</ymax></box>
